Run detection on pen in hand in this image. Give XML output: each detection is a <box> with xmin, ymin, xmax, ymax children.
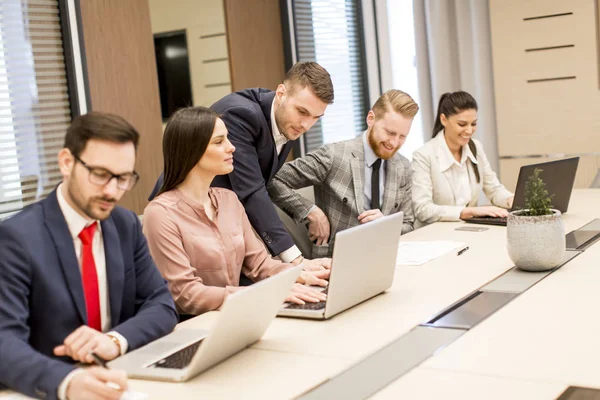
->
<box><xmin>457</xmin><ymin>246</ymin><xmax>469</xmax><ymax>256</ymax></box>
<box><xmin>90</xmin><ymin>351</ymin><xmax>122</xmax><ymax>391</ymax></box>
<box><xmin>90</xmin><ymin>351</ymin><xmax>109</xmax><ymax>368</ymax></box>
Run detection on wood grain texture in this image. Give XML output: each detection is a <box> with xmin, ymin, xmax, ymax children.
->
<box><xmin>223</xmin><ymin>0</ymin><xmax>286</xmax><ymax>90</ymax></box>
<box><xmin>79</xmin><ymin>0</ymin><xmax>163</xmax><ymax>214</ymax></box>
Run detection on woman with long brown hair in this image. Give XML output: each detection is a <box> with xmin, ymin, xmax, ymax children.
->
<box><xmin>143</xmin><ymin>107</ymin><xmax>329</xmax><ymax>314</ymax></box>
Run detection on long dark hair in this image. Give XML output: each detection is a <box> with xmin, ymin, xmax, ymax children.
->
<box><xmin>432</xmin><ymin>91</ymin><xmax>480</xmax><ymax>183</ymax></box>
<box><xmin>156</xmin><ymin>107</ymin><xmax>219</xmax><ymax>197</ymax></box>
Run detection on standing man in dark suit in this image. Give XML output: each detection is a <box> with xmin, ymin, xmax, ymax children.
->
<box><xmin>150</xmin><ymin>62</ymin><xmax>334</xmax><ymax>267</ymax></box>
<box><xmin>0</xmin><ymin>113</ymin><xmax>178</xmax><ymax>400</ymax></box>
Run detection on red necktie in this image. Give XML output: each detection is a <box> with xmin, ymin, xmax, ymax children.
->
<box><xmin>79</xmin><ymin>222</ymin><xmax>102</xmax><ymax>331</ymax></box>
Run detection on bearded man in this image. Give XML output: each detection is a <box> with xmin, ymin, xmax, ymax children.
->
<box><xmin>267</xmin><ymin>90</ymin><xmax>418</xmax><ymax>257</ymax></box>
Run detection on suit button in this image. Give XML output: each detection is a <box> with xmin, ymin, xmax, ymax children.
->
<box><xmin>343</xmin><ymin>198</ymin><xmax>348</xmax><ymax>204</ymax></box>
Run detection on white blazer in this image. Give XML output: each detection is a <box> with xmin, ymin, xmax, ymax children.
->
<box><xmin>411</xmin><ymin>133</ymin><xmax>513</xmax><ymax>226</ymax></box>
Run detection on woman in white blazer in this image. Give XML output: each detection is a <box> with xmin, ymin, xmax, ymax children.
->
<box><xmin>412</xmin><ymin>91</ymin><xmax>514</xmax><ymax>226</ymax></box>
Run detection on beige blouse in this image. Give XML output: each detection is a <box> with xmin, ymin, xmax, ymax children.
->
<box><xmin>143</xmin><ymin>187</ymin><xmax>291</xmax><ymax>314</ymax></box>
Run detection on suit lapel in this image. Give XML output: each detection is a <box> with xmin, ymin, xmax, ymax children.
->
<box><xmin>260</xmin><ymin>91</ymin><xmax>283</xmax><ymax>181</ymax></box>
<box><xmin>42</xmin><ymin>190</ymin><xmax>87</xmax><ymax>325</ymax></box>
<box><xmin>441</xmin><ymin>168</ymin><xmax>457</xmax><ymax>204</ymax></box>
<box><xmin>381</xmin><ymin>157</ymin><xmax>399</xmax><ymax>214</ymax></box>
<box><xmin>434</xmin><ymin>137</ymin><xmax>457</xmax><ymax>205</ymax></box>
<box><xmin>350</xmin><ymin>138</ymin><xmax>365</xmax><ymax>214</ymax></box>
<box><xmin>101</xmin><ymin>217</ymin><xmax>124</xmax><ymax>326</ymax></box>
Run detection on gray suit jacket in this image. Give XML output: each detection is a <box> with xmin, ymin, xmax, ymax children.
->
<box><xmin>268</xmin><ymin>136</ymin><xmax>414</xmax><ymax>258</ymax></box>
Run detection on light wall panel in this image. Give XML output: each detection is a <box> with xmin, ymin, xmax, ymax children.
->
<box><xmin>490</xmin><ymin>0</ymin><xmax>600</xmax><ymax>188</ymax></box>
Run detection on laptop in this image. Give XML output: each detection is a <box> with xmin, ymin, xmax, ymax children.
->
<box><xmin>108</xmin><ymin>266</ymin><xmax>301</xmax><ymax>382</ymax></box>
<box><xmin>466</xmin><ymin>157</ymin><xmax>579</xmax><ymax>226</ymax></box>
<box><xmin>277</xmin><ymin>211</ymin><xmax>404</xmax><ymax>320</ymax></box>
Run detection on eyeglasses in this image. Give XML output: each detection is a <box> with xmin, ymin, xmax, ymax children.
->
<box><xmin>74</xmin><ymin>155</ymin><xmax>139</xmax><ymax>191</ymax></box>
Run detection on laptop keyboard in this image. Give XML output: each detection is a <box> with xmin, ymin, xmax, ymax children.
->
<box><xmin>150</xmin><ymin>340</ymin><xmax>202</xmax><ymax>369</ymax></box>
<box><xmin>465</xmin><ymin>216</ymin><xmax>507</xmax><ymax>226</ymax></box>
<box><xmin>285</xmin><ymin>287</ymin><xmax>328</xmax><ymax>310</ymax></box>
<box><xmin>285</xmin><ymin>301</ymin><xmax>326</xmax><ymax>310</ymax></box>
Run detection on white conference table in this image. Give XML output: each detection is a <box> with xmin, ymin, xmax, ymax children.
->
<box><xmin>377</xmin><ymin>189</ymin><xmax>600</xmax><ymax>399</ymax></box>
<box><xmin>2</xmin><ymin>189</ymin><xmax>599</xmax><ymax>399</ymax></box>
<box><xmin>124</xmin><ymin>189</ymin><xmax>600</xmax><ymax>399</ymax></box>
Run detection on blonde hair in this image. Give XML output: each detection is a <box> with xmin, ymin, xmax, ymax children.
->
<box><xmin>371</xmin><ymin>89</ymin><xmax>419</xmax><ymax>120</ymax></box>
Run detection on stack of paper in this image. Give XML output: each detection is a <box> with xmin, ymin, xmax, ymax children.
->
<box><xmin>396</xmin><ymin>241</ymin><xmax>467</xmax><ymax>266</ymax></box>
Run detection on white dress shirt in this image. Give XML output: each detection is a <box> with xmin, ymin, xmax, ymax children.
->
<box><xmin>271</xmin><ymin>97</ymin><xmax>289</xmax><ymax>155</ymax></box>
<box><xmin>362</xmin><ymin>131</ymin><xmax>385</xmax><ymax>210</ymax></box>
<box><xmin>270</xmin><ymin>98</ymin><xmax>302</xmax><ymax>262</ymax></box>
<box><xmin>56</xmin><ymin>184</ymin><xmax>127</xmax><ymax>399</ymax></box>
<box><xmin>437</xmin><ymin>132</ymin><xmax>478</xmax><ymax>209</ymax></box>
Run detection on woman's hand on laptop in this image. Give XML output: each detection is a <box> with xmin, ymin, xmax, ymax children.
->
<box><xmin>286</xmin><ymin>284</ymin><xmax>327</xmax><ymax>305</ymax></box>
<box><xmin>296</xmin><ymin>258</ymin><xmax>331</xmax><ymax>287</ymax></box>
<box><xmin>302</xmin><ymin>257</ymin><xmax>332</xmax><ymax>270</ymax></box>
<box><xmin>298</xmin><ymin>269</ymin><xmax>329</xmax><ymax>287</ymax></box>
<box><xmin>460</xmin><ymin>206</ymin><xmax>509</xmax><ymax>219</ymax></box>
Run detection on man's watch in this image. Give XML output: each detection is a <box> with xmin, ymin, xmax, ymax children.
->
<box><xmin>106</xmin><ymin>333</ymin><xmax>122</xmax><ymax>355</ymax></box>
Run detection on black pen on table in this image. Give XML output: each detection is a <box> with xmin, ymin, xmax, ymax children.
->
<box><xmin>90</xmin><ymin>352</ymin><xmax>122</xmax><ymax>391</ymax></box>
<box><xmin>457</xmin><ymin>246</ymin><xmax>469</xmax><ymax>256</ymax></box>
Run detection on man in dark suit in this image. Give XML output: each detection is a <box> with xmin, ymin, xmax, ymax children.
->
<box><xmin>0</xmin><ymin>113</ymin><xmax>178</xmax><ymax>400</ymax></box>
<box><xmin>149</xmin><ymin>62</ymin><xmax>334</xmax><ymax>267</ymax></box>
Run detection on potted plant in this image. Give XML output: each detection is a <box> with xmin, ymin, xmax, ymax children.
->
<box><xmin>507</xmin><ymin>168</ymin><xmax>565</xmax><ymax>271</ymax></box>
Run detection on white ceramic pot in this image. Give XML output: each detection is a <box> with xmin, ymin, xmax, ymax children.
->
<box><xmin>506</xmin><ymin>209</ymin><xmax>565</xmax><ymax>271</ymax></box>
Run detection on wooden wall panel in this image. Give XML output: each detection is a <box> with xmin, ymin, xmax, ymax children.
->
<box><xmin>79</xmin><ymin>0</ymin><xmax>163</xmax><ymax>215</ymax></box>
<box><xmin>223</xmin><ymin>0</ymin><xmax>286</xmax><ymax>91</ymax></box>
<box><xmin>490</xmin><ymin>0</ymin><xmax>600</xmax><ymax>188</ymax></box>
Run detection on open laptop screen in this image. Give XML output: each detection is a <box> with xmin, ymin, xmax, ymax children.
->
<box><xmin>511</xmin><ymin>157</ymin><xmax>579</xmax><ymax>213</ymax></box>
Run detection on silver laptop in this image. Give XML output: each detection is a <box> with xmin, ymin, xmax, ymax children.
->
<box><xmin>277</xmin><ymin>212</ymin><xmax>403</xmax><ymax>320</ymax></box>
<box><xmin>108</xmin><ymin>266</ymin><xmax>301</xmax><ymax>382</ymax></box>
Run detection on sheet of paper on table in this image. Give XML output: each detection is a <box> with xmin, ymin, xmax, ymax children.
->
<box><xmin>396</xmin><ymin>241</ymin><xmax>468</xmax><ymax>266</ymax></box>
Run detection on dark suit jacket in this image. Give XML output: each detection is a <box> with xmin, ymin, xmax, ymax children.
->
<box><xmin>0</xmin><ymin>190</ymin><xmax>178</xmax><ymax>400</ymax></box>
<box><xmin>149</xmin><ymin>88</ymin><xmax>295</xmax><ymax>255</ymax></box>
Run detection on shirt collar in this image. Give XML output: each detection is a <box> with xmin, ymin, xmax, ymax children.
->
<box><xmin>270</xmin><ymin>97</ymin><xmax>288</xmax><ymax>149</ymax></box>
<box><xmin>56</xmin><ymin>183</ymin><xmax>99</xmax><ymax>240</ymax></box>
<box><xmin>173</xmin><ymin>187</ymin><xmax>220</xmax><ymax>213</ymax></box>
<box><xmin>362</xmin><ymin>130</ymin><xmax>381</xmax><ymax>168</ymax></box>
<box><xmin>436</xmin><ymin>131</ymin><xmax>478</xmax><ymax>172</ymax></box>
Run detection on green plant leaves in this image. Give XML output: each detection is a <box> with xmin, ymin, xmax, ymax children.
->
<box><xmin>524</xmin><ymin>167</ymin><xmax>554</xmax><ymax>216</ymax></box>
